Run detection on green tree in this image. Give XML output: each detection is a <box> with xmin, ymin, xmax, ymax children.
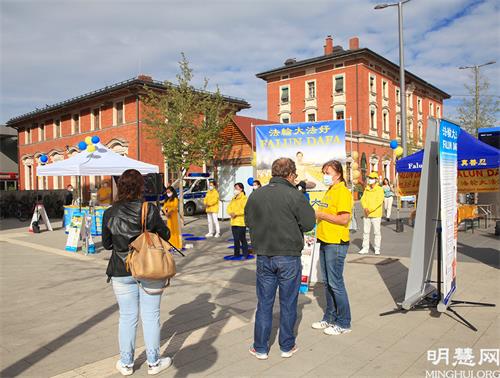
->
<box><xmin>142</xmin><ymin>53</ymin><xmax>236</xmax><ymax>215</ymax></box>
<box><xmin>457</xmin><ymin>72</ymin><xmax>499</xmax><ymax>136</ymax></box>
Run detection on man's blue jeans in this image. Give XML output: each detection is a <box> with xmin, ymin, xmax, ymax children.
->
<box><xmin>112</xmin><ymin>276</ymin><xmax>166</xmax><ymax>366</ymax></box>
<box><xmin>319</xmin><ymin>243</ymin><xmax>351</xmax><ymax>329</ymax></box>
<box><xmin>254</xmin><ymin>255</ymin><xmax>301</xmax><ymax>354</ymax></box>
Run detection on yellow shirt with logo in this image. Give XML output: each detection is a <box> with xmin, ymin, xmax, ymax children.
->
<box><xmin>227</xmin><ymin>193</ymin><xmax>247</xmax><ymax>227</ymax></box>
<box><xmin>360</xmin><ymin>184</ymin><xmax>384</xmax><ymax>218</ymax></box>
<box><xmin>316</xmin><ymin>181</ymin><xmax>352</xmax><ymax>244</ymax></box>
<box><xmin>203</xmin><ymin>189</ymin><xmax>220</xmax><ymax>213</ymax></box>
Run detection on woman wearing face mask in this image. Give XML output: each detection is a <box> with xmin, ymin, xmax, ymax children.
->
<box><xmin>162</xmin><ymin>186</ymin><xmax>182</xmax><ymax>251</ymax></box>
<box><xmin>313</xmin><ymin>160</ymin><xmax>353</xmax><ymax>336</ymax></box>
<box><xmin>227</xmin><ymin>183</ymin><xmax>249</xmax><ymax>259</ymax></box>
<box><xmin>359</xmin><ymin>172</ymin><xmax>385</xmax><ymax>255</ymax></box>
<box><xmin>204</xmin><ymin>181</ymin><xmax>220</xmax><ymax>238</ymax></box>
<box><xmin>252</xmin><ymin>180</ymin><xmax>262</xmax><ymax>191</ymax></box>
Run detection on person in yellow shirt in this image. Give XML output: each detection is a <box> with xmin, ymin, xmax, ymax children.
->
<box><xmin>227</xmin><ymin>183</ymin><xmax>248</xmax><ymax>259</ymax></box>
<box><xmin>203</xmin><ymin>180</ymin><xmax>220</xmax><ymax>238</ymax></box>
<box><xmin>162</xmin><ymin>186</ymin><xmax>182</xmax><ymax>251</ymax></box>
<box><xmin>359</xmin><ymin>172</ymin><xmax>385</xmax><ymax>255</ymax></box>
<box><xmin>97</xmin><ymin>181</ymin><xmax>112</xmax><ymax>205</ymax></box>
<box><xmin>313</xmin><ymin>160</ymin><xmax>353</xmax><ymax>336</ymax></box>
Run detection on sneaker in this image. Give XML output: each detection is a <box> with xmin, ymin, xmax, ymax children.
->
<box><xmin>214</xmin><ymin>233</ymin><xmax>220</xmax><ymax>238</ymax></box>
<box><xmin>311</xmin><ymin>320</ymin><xmax>330</xmax><ymax>330</ymax></box>
<box><xmin>324</xmin><ymin>325</ymin><xmax>352</xmax><ymax>336</ymax></box>
<box><xmin>148</xmin><ymin>357</ymin><xmax>172</xmax><ymax>375</ymax></box>
<box><xmin>249</xmin><ymin>347</ymin><xmax>268</xmax><ymax>360</ymax></box>
<box><xmin>115</xmin><ymin>361</ymin><xmax>133</xmax><ymax>376</ymax></box>
<box><xmin>358</xmin><ymin>249</ymin><xmax>369</xmax><ymax>254</ymax></box>
<box><xmin>281</xmin><ymin>345</ymin><xmax>299</xmax><ymax>358</ymax></box>
<box><xmin>374</xmin><ymin>250</ymin><xmax>381</xmax><ymax>255</ymax></box>
<box><xmin>205</xmin><ymin>233</ymin><xmax>213</xmax><ymax>238</ymax></box>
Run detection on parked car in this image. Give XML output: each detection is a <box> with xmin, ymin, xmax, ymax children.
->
<box><xmin>172</xmin><ymin>173</ymin><xmax>213</xmax><ymax>216</ymax></box>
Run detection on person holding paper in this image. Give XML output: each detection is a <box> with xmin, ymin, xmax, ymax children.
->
<box><xmin>359</xmin><ymin>172</ymin><xmax>385</xmax><ymax>255</ymax></box>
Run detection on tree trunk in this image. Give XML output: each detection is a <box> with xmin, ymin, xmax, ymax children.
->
<box><xmin>178</xmin><ymin>169</ymin><xmax>185</xmax><ymax>220</ymax></box>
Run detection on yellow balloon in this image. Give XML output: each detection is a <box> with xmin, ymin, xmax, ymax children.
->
<box><xmin>394</xmin><ymin>146</ymin><xmax>403</xmax><ymax>157</ymax></box>
<box><xmin>351</xmin><ymin>151</ymin><xmax>359</xmax><ymax>160</ymax></box>
<box><xmin>352</xmin><ymin>170</ymin><xmax>360</xmax><ymax>179</ymax></box>
<box><xmin>85</xmin><ymin>136</ymin><xmax>92</xmax><ymax>145</ymax></box>
<box><xmin>352</xmin><ymin>162</ymin><xmax>359</xmax><ymax>170</ymax></box>
<box><xmin>87</xmin><ymin>144</ymin><xmax>96</xmax><ymax>153</ymax></box>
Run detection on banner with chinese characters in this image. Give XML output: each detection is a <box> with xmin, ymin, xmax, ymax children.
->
<box><xmin>398</xmin><ymin>168</ymin><xmax>499</xmax><ymax>196</ymax></box>
<box><xmin>255</xmin><ymin>120</ymin><xmax>346</xmax><ymax>191</ymax></box>
<box><xmin>439</xmin><ymin>119</ymin><xmax>459</xmax><ymax>306</ymax></box>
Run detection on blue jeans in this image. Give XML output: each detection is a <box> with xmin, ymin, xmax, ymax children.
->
<box><xmin>319</xmin><ymin>243</ymin><xmax>351</xmax><ymax>329</ymax></box>
<box><xmin>112</xmin><ymin>276</ymin><xmax>165</xmax><ymax>366</ymax></box>
<box><xmin>254</xmin><ymin>255</ymin><xmax>301</xmax><ymax>354</ymax></box>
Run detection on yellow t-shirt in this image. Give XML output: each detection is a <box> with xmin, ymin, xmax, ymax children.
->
<box><xmin>98</xmin><ymin>187</ymin><xmax>112</xmax><ymax>205</ymax></box>
<box><xmin>316</xmin><ymin>181</ymin><xmax>352</xmax><ymax>244</ymax></box>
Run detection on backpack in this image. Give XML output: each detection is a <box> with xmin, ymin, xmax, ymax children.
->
<box><xmin>125</xmin><ymin>202</ymin><xmax>176</xmax><ymax>294</ymax></box>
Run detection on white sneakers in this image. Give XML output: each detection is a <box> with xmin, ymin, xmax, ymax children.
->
<box><xmin>148</xmin><ymin>357</ymin><xmax>172</xmax><ymax>375</ymax></box>
<box><xmin>311</xmin><ymin>320</ymin><xmax>330</xmax><ymax>329</ymax></box>
<box><xmin>214</xmin><ymin>233</ymin><xmax>220</xmax><ymax>238</ymax></box>
<box><xmin>115</xmin><ymin>361</ymin><xmax>133</xmax><ymax>376</ymax></box>
<box><xmin>281</xmin><ymin>345</ymin><xmax>299</xmax><ymax>358</ymax></box>
<box><xmin>374</xmin><ymin>250</ymin><xmax>381</xmax><ymax>255</ymax></box>
<box><xmin>249</xmin><ymin>347</ymin><xmax>269</xmax><ymax>360</ymax></box>
<box><xmin>358</xmin><ymin>249</ymin><xmax>369</xmax><ymax>254</ymax></box>
<box><xmin>205</xmin><ymin>233</ymin><xmax>213</xmax><ymax>237</ymax></box>
<box><xmin>324</xmin><ymin>325</ymin><xmax>352</xmax><ymax>336</ymax></box>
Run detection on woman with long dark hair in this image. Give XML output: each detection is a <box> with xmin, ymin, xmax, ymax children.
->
<box><xmin>162</xmin><ymin>186</ymin><xmax>182</xmax><ymax>251</ymax></box>
<box><xmin>227</xmin><ymin>182</ymin><xmax>249</xmax><ymax>259</ymax></box>
<box><xmin>102</xmin><ymin>169</ymin><xmax>172</xmax><ymax>376</ymax></box>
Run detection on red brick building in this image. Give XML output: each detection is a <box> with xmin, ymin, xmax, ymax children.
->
<box><xmin>256</xmin><ymin>36</ymin><xmax>450</xmax><ymax>182</ymax></box>
<box><xmin>6</xmin><ymin>76</ymin><xmax>250</xmax><ymax>191</ymax></box>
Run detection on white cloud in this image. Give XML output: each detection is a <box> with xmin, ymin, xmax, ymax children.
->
<box><xmin>1</xmin><ymin>0</ymin><xmax>498</xmax><ymax>123</ymax></box>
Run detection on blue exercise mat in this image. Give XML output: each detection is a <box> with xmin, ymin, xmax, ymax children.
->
<box><xmin>223</xmin><ymin>254</ymin><xmax>255</xmax><ymax>261</ymax></box>
<box><xmin>184</xmin><ymin>236</ymin><xmax>206</xmax><ymax>241</ymax></box>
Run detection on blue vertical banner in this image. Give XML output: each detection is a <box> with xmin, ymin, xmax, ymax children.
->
<box><xmin>255</xmin><ymin>120</ymin><xmax>346</xmax><ymax>191</ymax></box>
<box><xmin>439</xmin><ymin>119</ymin><xmax>460</xmax><ymax>306</ymax></box>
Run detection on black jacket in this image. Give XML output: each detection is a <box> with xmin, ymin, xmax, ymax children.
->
<box><xmin>245</xmin><ymin>177</ymin><xmax>316</xmax><ymax>256</ymax></box>
<box><xmin>102</xmin><ymin>200</ymin><xmax>170</xmax><ymax>279</ymax></box>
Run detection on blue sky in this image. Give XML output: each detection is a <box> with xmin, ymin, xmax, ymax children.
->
<box><xmin>1</xmin><ymin>0</ymin><xmax>498</xmax><ymax>124</ymax></box>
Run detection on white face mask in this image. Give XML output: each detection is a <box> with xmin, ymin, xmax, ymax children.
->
<box><xmin>368</xmin><ymin>178</ymin><xmax>377</xmax><ymax>185</ymax></box>
<box><xmin>209</xmin><ymin>186</ymin><xmax>214</xmax><ymax>190</ymax></box>
<box><xmin>234</xmin><ymin>189</ymin><xmax>240</xmax><ymax>196</ymax></box>
<box><xmin>252</xmin><ymin>185</ymin><xmax>259</xmax><ymax>190</ymax></box>
<box><xmin>323</xmin><ymin>174</ymin><xmax>333</xmax><ymax>186</ymax></box>
<box><xmin>166</xmin><ymin>192</ymin><xmax>173</xmax><ymax>198</ymax></box>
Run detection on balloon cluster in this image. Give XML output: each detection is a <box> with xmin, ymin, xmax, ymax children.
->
<box><xmin>351</xmin><ymin>150</ymin><xmax>361</xmax><ymax>185</ymax></box>
<box><xmin>39</xmin><ymin>154</ymin><xmax>48</xmax><ymax>165</ymax></box>
<box><xmin>390</xmin><ymin>139</ymin><xmax>403</xmax><ymax>158</ymax></box>
<box><xmin>78</xmin><ymin>136</ymin><xmax>100</xmax><ymax>153</ymax></box>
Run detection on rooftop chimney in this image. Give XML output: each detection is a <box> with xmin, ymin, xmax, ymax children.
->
<box><xmin>324</xmin><ymin>35</ymin><xmax>334</xmax><ymax>55</ymax></box>
<box><xmin>137</xmin><ymin>74</ymin><xmax>153</xmax><ymax>82</ymax></box>
<box><xmin>349</xmin><ymin>37</ymin><xmax>360</xmax><ymax>50</ymax></box>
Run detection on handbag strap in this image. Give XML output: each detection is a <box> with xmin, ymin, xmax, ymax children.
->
<box><xmin>136</xmin><ymin>279</ymin><xmax>170</xmax><ymax>295</ymax></box>
<box><xmin>141</xmin><ymin>202</ymin><xmax>149</xmax><ymax>232</ymax></box>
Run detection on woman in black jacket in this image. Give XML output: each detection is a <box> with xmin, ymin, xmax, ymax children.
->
<box><xmin>102</xmin><ymin>169</ymin><xmax>172</xmax><ymax>376</ymax></box>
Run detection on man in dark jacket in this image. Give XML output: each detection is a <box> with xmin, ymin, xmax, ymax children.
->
<box><xmin>245</xmin><ymin>157</ymin><xmax>315</xmax><ymax>360</ymax></box>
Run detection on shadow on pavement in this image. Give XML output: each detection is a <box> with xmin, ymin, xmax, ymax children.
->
<box><xmin>457</xmin><ymin>241</ymin><xmax>499</xmax><ymax>269</ymax></box>
<box><xmin>0</xmin><ymin>303</ymin><xmax>118</xmax><ymax>377</ymax></box>
<box><xmin>375</xmin><ymin>260</ymin><xmax>408</xmax><ymax>306</ymax></box>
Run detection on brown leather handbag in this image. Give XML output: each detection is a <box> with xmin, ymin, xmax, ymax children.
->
<box><xmin>126</xmin><ymin>202</ymin><xmax>176</xmax><ymax>293</ymax></box>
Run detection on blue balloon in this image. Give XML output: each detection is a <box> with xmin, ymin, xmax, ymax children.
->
<box><xmin>78</xmin><ymin>141</ymin><xmax>87</xmax><ymax>151</ymax></box>
<box><xmin>390</xmin><ymin>140</ymin><xmax>398</xmax><ymax>150</ymax></box>
<box><xmin>91</xmin><ymin>135</ymin><xmax>100</xmax><ymax>144</ymax></box>
<box><xmin>247</xmin><ymin>177</ymin><xmax>254</xmax><ymax>186</ymax></box>
<box><xmin>40</xmin><ymin>155</ymin><xmax>48</xmax><ymax>163</ymax></box>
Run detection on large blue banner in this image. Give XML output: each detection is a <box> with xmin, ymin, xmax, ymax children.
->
<box><xmin>255</xmin><ymin>120</ymin><xmax>346</xmax><ymax>190</ymax></box>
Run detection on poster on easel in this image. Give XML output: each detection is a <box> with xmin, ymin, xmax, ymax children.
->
<box><xmin>28</xmin><ymin>204</ymin><xmax>53</xmax><ymax>232</ymax></box>
<box><xmin>81</xmin><ymin>212</ymin><xmax>96</xmax><ymax>254</ymax></box>
<box><xmin>439</xmin><ymin>120</ymin><xmax>459</xmax><ymax>307</ymax></box>
<box><xmin>65</xmin><ymin>212</ymin><xmax>83</xmax><ymax>252</ymax></box>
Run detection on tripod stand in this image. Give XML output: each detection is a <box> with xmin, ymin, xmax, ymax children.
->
<box><xmin>380</xmin><ymin>221</ymin><xmax>495</xmax><ymax>332</ymax></box>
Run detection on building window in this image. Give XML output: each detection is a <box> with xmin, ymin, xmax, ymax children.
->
<box><xmin>429</xmin><ymin>102</ymin><xmax>434</xmax><ymax>116</ymax></box>
<box><xmin>306</xmin><ymin>81</ymin><xmax>316</xmax><ymax>99</ymax></box>
<box><xmin>92</xmin><ymin>108</ymin><xmax>100</xmax><ymax>130</ymax></box>
<box><xmin>54</xmin><ymin>119</ymin><xmax>61</xmax><ymax>138</ymax></box>
<box><xmin>72</xmin><ymin>114</ymin><xmax>80</xmax><ymax>134</ymax></box>
<box><xmin>25</xmin><ymin>127</ymin><xmax>32</xmax><ymax>144</ymax></box>
<box><xmin>383</xmin><ymin>110</ymin><xmax>389</xmax><ymax>133</ymax></box>
<box><xmin>397</xmin><ymin>117</ymin><xmax>401</xmax><ymax>137</ymax></box>
<box><xmin>26</xmin><ymin>165</ymin><xmax>33</xmax><ymax>190</ymax></box>
<box><xmin>396</xmin><ymin>88</ymin><xmax>400</xmax><ymax>105</ymax></box>
<box><xmin>370</xmin><ymin>107</ymin><xmax>377</xmax><ymax>130</ymax></box>
<box><xmin>281</xmin><ymin>116</ymin><xmax>290</xmax><ymax>124</ymax></box>
<box><xmin>417</xmin><ymin>98</ymin><xmax>422</xmax><ymax>113</ymax></box>
<box><xmin>346</xmin><ymin>161</ymin><xmax>351</xmax><ymax>184</ymax></box>
<box><xmin>307</xmin><ymin>112</ymin><xmax>316</xmax><ymax>122</ymax></box>
<box><xmin>280</xmin><ymin>87</ymin><xmax>289</xmax><ymax>104</ymax></box>
<box><xmin>369</xmin><ymin>74</ymin><xmax>376</xmax><ymax>94</ymax></box>
<box><xmin>334</xmin><ymin>75</ymin><xmax>344</xmax><ymax>94</ymax></box>
<box><xmin>436</xmin><ymin>105</ymin><xmax>441</xmax><ymax>118</ymax></box>
<box><xmin>115</xmin><ymin>101</ymin><xmax>124</xmax><ymax>124</ymax></box>
<box><xmin>407</xmin><ymin>93</ymin><xmax>413</xmax><ymax>109</ymax></box>
<box><xmin>418</xmin><ymin>122</ymin><xmax>423</xmax><ymax>141</ymax></box>
<box><xmin>335</xmin><ymin>110</ymin><xmax>345</xmax><ymax>120</ymax></box>
<box><xmin>382</xmin><ymin>80</ymin><xmax>388</xmax><ymax>98</ymax></box>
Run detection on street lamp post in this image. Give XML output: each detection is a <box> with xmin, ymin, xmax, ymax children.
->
<box><xmin>375</xmin><ymin>0</ymin><xmax>411</xmax><ymax>157</ymax></box>
<box><xmin>458</xmin><ymin>61</ymin><xmax>496</xmax><ymax>136</ymax></box>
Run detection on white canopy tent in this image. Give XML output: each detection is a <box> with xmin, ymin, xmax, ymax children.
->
<box><xmin>37</xmin><ymin>144</ymin><xmax>159</xmax><ymax>176</ymax></box>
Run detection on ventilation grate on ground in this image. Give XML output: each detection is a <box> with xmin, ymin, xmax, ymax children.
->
<box><xmin>349</xmin><ymin>256</ymin><xmax>399</xmax><ymax>266</ymax></box>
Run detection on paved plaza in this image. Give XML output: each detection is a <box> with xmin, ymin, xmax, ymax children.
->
<box><xmin>0</xmin><ymin>209</ymin><xmax>499</xmax><ymax>377</ymax></box>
